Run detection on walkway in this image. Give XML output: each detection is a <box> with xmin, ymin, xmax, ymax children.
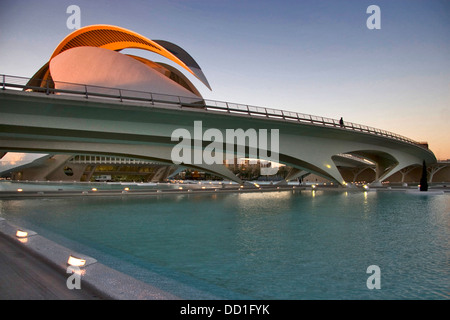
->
<box><xmin>0</xmin><ymin>232</ymin><xmax>105</xmax><ymax>300</ymax></box>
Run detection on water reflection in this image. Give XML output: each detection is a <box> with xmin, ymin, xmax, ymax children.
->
<box><xmin>0</xmin><ymin>190</ymin><xmax>448</xmax><ymax>299</ymax></box>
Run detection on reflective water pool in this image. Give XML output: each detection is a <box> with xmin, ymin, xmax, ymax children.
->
<box><xmin>1</xmin><ymin>189</ymin><xmax>449</xmax><ymax>299</ymax></box>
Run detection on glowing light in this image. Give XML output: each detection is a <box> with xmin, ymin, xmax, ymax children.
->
<box><xmin>16</xmin><ymin>230</ymin><xmax>28</xmax><ymax>238</ymax></box>
<box><xmin>178</xmin><ymin>187</ymin><xmax>183</xmax><ymax>190</ymax></box>
<box><xmin>124</xmin><ymin>187</ymin><xmax>130</xmax><ymax>191</ymax></box>
<box><xmin>17</xmin><ymin>188</ymin><xmax>23</xmax><ymax>192</ymax></box>
<box><xmin>363</xmin><ymin>185</ymin><xmax>369</xmax><ymax>190</ymax></box>
<box><xmin>91</xmin><ymin>188</ymin><xmax>97</xmax><ymax>191</ymax></box>
<box><xmin>312</xmin><ymin>184</ymin><xmax>316</xmax><ymax>189</ymax></box>
<box><xmin>67</xmin><ymin>255</ymin><xmax>86</xmax><ymax>267</ymax></box>
<box><xmin>201</xmin><ymin>186</ymin><xmax>206</xmax><ymax>189</ymax></box>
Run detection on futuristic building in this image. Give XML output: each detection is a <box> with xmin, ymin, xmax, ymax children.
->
<box><xmin>27</xmin><ymin>24</ymin><xmax>211</xmax><ymax>99</ymax></box>
<box><xmin>1</xmin><ymin>25</ymin><xmax>213</xmax><ymax>182</ymax></box>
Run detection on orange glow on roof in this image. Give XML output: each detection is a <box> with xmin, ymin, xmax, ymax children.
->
<box><xmin>50</xmin><ymin>25</ymin><xmax>196</xmax><ymax>79</ymax></box>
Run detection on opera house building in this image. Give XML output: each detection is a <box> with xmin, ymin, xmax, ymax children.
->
<box><xmin>1</xmin><ymin>25</ymin><xmax>212</xmax><ymax>182</ymax></box>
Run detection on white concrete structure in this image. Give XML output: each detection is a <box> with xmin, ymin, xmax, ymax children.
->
<box><xmin>0</xmin><ymin>88</ymin><xmax>437</xmax><ymax>186</ymax></box>
<box><xmin>50</xmin><ymin>47</ymin><xmax>200</xmax><ymax>100</ymax></box>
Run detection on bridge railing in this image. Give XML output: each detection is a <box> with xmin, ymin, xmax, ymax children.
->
<box><xmin>1</xmin><ymin>73</ymin><xmax>427</xmax><ymax>150</ymax></box>
<box><xmin>202</xmin><ymin>98</ymin><xmax>424</xmax><ymax>147</ymax></box>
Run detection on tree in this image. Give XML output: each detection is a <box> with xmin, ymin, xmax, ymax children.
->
<box><xmin>419</xmin><ymin>160</ymin><xmax>428</xmax><ymax>191</ymax></box>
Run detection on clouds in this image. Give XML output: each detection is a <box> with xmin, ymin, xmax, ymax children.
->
<box><xmin>0</xmin><ymin>153</ymin><xmax>48</xmax><ymax>174</ymax></box>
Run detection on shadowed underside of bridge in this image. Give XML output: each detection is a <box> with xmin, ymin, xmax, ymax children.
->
<box><xmin>0</xmin><ymin>90</ymin><xmax>436</xmax><ymax>186</ymax></box>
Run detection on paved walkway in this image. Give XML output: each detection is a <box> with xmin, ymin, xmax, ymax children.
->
<box><xmin>0</xmin><ymin>233</ymin><xmax>105</xmax><ymax>300</ymax></box>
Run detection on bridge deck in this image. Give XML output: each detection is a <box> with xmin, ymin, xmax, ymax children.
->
<box><xmin>0</xmin><ymin>73</ymin><xmax>427</xmax><ymax>149</ymax></box>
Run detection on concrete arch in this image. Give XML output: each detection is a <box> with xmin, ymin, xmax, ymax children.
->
<box><xmin>0</xmin><ymin>139</ymin><xmax>243</xmax><ymax>184</ymax></box>
<box><xmin>341</xmin><ymin>148</ymin><xmax>434</xmax><ymax>185</ymax></box>
<box><xmin>346</xmin><ymin>150</ymin><xmax>398</xmax><ymax>183</ymax></box>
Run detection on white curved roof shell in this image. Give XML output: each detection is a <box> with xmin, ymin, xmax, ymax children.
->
<box><xmin>49</xmin><ymin>46</ymin><xmax>200</xmax><ymax>99</ymax></box>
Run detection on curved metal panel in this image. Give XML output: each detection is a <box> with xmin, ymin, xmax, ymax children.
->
<box><xmin>154</xmin><ymin>40</ymin><xmax>211</xmax><ymax>90</ymax></box>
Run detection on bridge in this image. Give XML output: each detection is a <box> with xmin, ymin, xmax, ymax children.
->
<box><xmin>0</xmin><ymin>74</ymin><xmax>437</xmax><ymax>186</ymax></box>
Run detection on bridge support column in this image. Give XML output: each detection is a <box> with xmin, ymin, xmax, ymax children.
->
<box><xmin>275</xmin><ymin>167</ymin><xmax>310</xmax><ymax>185</ymax></box>
<box><xmin>428</xmin><ymin>164</ymin><xmax>446</xmax><ymax>183</ymax></box>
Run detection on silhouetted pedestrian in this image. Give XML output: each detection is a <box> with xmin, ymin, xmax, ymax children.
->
<box><xmin>339</xmin><ymin>117</ymin><xmax>344</xmax><ymax>127</ymax></box>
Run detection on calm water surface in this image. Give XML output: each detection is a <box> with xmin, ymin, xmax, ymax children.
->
<box><xmin>1</xmin><ymin>189</ymin><xmax>449</xmax><ymax>299</ymax></box>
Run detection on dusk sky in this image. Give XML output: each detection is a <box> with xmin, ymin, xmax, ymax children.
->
<box><xmin>1</xmin><ymin>0</ymin><xmax>449</xmax><ymax>159</ymax></box>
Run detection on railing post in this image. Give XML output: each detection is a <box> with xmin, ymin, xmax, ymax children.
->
<box><xmin>46</xmin><ymin>79</ymin><xmax>49</xmax><ymax>95</ymax></box>
<box><xmin>119</xmin><ymin>89</ymin><xmax>122</xmax><ymax>102</ymax></box>
<box><xmin>84</xmin><ymin>85</ymin><xmax>88</xmax><ymax>99</ymax></box>
<box><xmin>2</xmin><ymin>74</ymin><xmax>5</xmax><ymax>90</ymax></box>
